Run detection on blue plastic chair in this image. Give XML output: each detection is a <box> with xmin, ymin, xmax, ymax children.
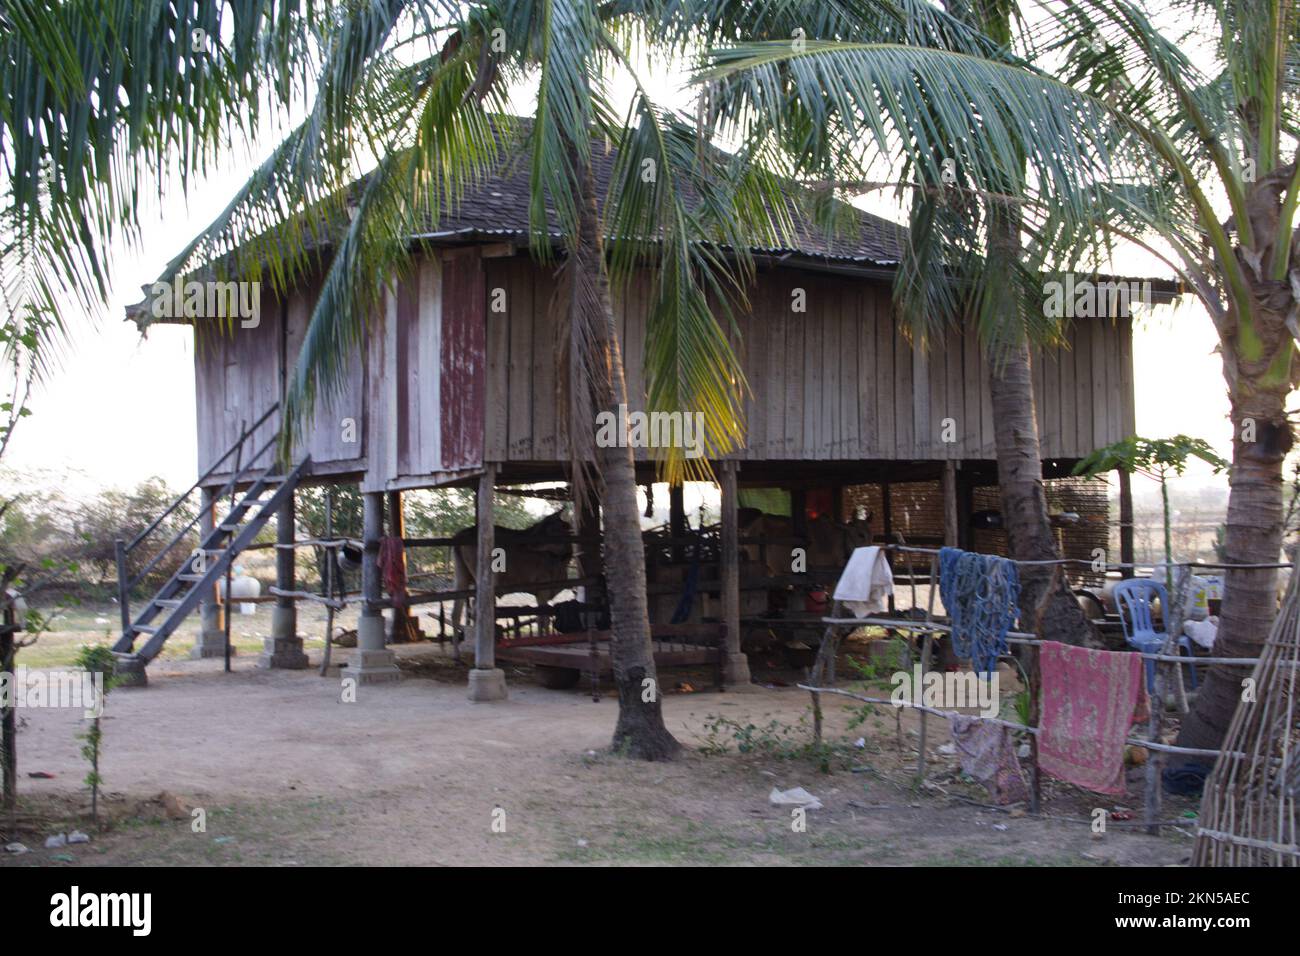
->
<box><xmin>1113</xmin><ymin>578</ymin><xmax>1199</xmax><ymax>693</ymax></box>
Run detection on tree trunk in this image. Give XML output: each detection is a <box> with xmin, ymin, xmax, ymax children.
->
<box><xmin>987</xmin><ymin>340</ymin><xmax>1096</xmax><ymax>643</ymax></box>
<box><xmin>571</xmin><ymin>144</ymin><xmax>679</xmax><ymax>760</ymax></box>
<box><xmin>1176</xmin><ymin>385</ymin><xmax>1289</xmax><ymax>757</ymax></box>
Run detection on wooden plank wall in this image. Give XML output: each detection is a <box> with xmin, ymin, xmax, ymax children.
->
<box><xmin>282</xmin><ymin>280</ymin><xmax>366</xmax><ymax>467</ymax></box>
<box><xmin>194</xmin><ymin>250</ymin><xmax>1138</xmax><ymax>483</ymax></box>
<box><xmin>193</xmin><ymin>284</ymin><xmax>282</xmax><ymax>475</ymax></box>
<box><xmin>439</xmin><ymin>249</ymin><xmax>486</xmax><ymax>470</ymax></box>
<box><xmin>482</xmin><ymin>258</ymin><xmax>1136</xmax><ymax>464</ymax></box>
<box><xmin>364</xmin><ymin>252</ymin><xmax>477</xmax><ymax>491</ymax></box>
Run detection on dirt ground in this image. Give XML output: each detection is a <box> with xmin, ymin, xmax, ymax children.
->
<box><xmin>1</xmin><ymin>631</ymin><xmax>1199</xmax><ymax>867</ymax></box>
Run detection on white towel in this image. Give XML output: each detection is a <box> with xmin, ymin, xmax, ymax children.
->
<box><xmin>832</xmin><ymin>546</ymin><xmax>894</xmax><ymax>617</ymax></box>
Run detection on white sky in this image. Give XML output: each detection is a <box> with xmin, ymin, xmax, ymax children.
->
<box><xmin>2</xmin><ymin>23</ymin><xmax>1243</xmax><ymax>499</ymax></box>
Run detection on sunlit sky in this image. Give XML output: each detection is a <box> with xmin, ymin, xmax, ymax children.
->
<box><xmin>3</xmin><ymin>16</ymin><xmax>1243</xmax><ymax>500</ymax></box>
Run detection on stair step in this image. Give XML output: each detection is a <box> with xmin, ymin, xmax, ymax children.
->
<box><xmin>122</xmin><ymin>453</ymin><xmax>310</xmax><ymax>665</ymax></box>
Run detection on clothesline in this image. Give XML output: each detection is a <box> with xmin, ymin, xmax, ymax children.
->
<box><xmin>819</xmin><ymin>616</ymin><xmax>1277</xmax><ymax>668</ymax></box>
<box><xmin>878</xmin><ymin>543</ymin><xmax>1293</xmax><ymax>571</ymax></box>
<box><xmin>798</xmin><ymin>683</ymin><xmax>1242</xmax><ymax>761</ymax></box>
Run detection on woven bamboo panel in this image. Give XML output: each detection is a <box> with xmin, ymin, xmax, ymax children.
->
<box><xmin>843</xmin><ymin>475</ymin><xmax>1110</xmax><ymax>588</ymax></box>
<box><xmin>1194</xmin><ymin>570</ymin><xmax>1300</xmax><ymax>866</ymax></box>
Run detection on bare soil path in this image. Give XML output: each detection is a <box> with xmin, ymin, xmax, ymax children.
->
<box><xmin>1</xmin><ymin>646</ymin><xmax>1194</xmax><ymax>866</ymax></box>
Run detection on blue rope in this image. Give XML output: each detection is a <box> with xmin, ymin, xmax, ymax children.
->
<box><xmin>938</xmin><ymin>546</ymin><xmax>1021</xmax><ymax>675</ymax></box>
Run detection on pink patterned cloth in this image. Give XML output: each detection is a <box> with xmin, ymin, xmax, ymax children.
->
<box><xmin>1038</xmin><ymin>641</ymin><xmax>1148</xmax><ymax>795</ymax></box>
<box><xmin>949</xmin><ymin>715</ymin><xmax>1030</xmax><ymax>805</ymax></box>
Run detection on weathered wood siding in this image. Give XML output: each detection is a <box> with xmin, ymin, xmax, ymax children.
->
<box><xmin>482</xmin><ymin>258</ymin><xmax>1136</xmax><ymax>463</ymax></box>
<box><xmin>194</xmin><ymin>285</ymin><xmax>283</xmax><ymax>475</ymax></box>
<box><xmin>359</xmin><ymin>250</ymin><xmax>485</xmax><ymax>491</ymax></box>
<box><xmin>440</xmin><ymin>249</ymin><xmax>487</xmax><ymax>469</ymax></box>
<box><xmin>283</xmin><ymin>279</ymin><xmax>366</xmax><ymax>468</ymax></box>
<box><xmin>194</xmin><ymin>249</ymin><xmax>1137</xmax><ymax>485</ymax></box>
<box><xmin>195</xmin><ymin>281</ymin><xmax>367</xmax><ymax>479</ymax></box>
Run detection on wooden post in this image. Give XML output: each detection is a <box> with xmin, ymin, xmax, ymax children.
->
<box><xmin>719</xmin><ymin>461</ymin><xmax>751</xmax><ymax>686</ymax></box>
<box><xmin>669</xmin><ymin>483</ymin><xmax>686</xmax><ymax>564</ymax></box>
<box><xmin>576</xmin><ymin>488</ymin><xmax>603</xmax><ymax>602</ymax></box>
<box><xmin>942</xmin><ymin>462</ymin><xmax>959</xmax><ymax>548</ymax></box>
<box><xmin>881</xmin><ymin>482</ymin><xmax>895</xmax><ymax>613</ymax></box>
<box><xmin>468</xmin><ymin>465</ymin><xmax>507</xmax><ymax>700</ymax></box>
<box><xmin>957</xmin><ymin>468</ymin><xmax>975</xmax><ymax>550</ymax></box>
<box><xmin>915</xmin><ymin>557</ymin><xmax>939</xmax><ymax>783</ymax></box>
<box><xmin>114</xmin><ymin>539</ymin><xmax>131</xmax><ymax>637</ymax></box>
<box><xmin>2</xmin><ymin>605</ymin><xmax>16</xmax><ymax>817</ymax></box>
<box><xmin>192</xmin><ymin>487</ymin><xmax>227</xmax><ymax>659</ymax></box>
<box><xmin>1118</xmin><ymin>468</ymin><xmax>1135</xmax><ymax>578</ymax></box>
<box><xmin>790</xmin><ymin>487</ymin><xmax>808</xmax><ymax>538</ymax></box>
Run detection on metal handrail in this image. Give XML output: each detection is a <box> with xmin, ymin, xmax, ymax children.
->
<box><xmin>124</xmin><ymin>403</ymin><xmax>279</xmax><ymax>553</ymax></box>
<box><xmin>125</xmin><ymin>431</ymin><xmax>279</xmax><ymax>592</ymax></box>
<box><xmin>115</xmin><ymin>406</ymin><xmax>281</xmax><ymax>633</ymax></box>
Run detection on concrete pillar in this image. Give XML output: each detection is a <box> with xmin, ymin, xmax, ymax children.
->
<box><xmin>111</xmin><ymin>653</ymin><xmax>148</xmax><ymax>687</ymax></box>
<box><xmin>263</xmin><ymin>491</ymin><xmax>309</xmax><ymax>668</ymax></box>
<box><xmin>191</xmin><ymin>487</ymin><xmax>229</xmax><ymax>659</ymax></box>
<box><xmin>468</xmin><ymin>465</ymin><xmax>507</xmax><ymax>702</ymax></box>
<box><xmin>386</xmin><ymin>490</ymin><xmax>423</xmax><ymax>643</ymax></box>
<box><xmin>351</xmin><ymin>492</ymin><xmax>400</xmax><ymax>683</ymax></box>
<box><xmin>719</xmin><ymin>461</ymin><xmax>751</xmax><ymax>687</ymax></box>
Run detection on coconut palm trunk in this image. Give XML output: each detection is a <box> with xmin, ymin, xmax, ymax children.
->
<box><xmin>987</xmin><ymin>341</ymin><xmax>1095</xmax><ymax>640</ymax></box>
<box><xmin>1177</xmin><ymin>326</ymin><xmax>1292</xmax><ymax>754</ymax></box>
<box><xmin>569</xmin><ymin>142</ymin><xmax>680</xmax><ymax>761</ymax></box>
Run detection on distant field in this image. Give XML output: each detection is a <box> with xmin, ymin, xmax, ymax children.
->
<box><xmin>13</xmin><ymin>601</ymin><xmax>363</xmax><ymax>669</ymax></box>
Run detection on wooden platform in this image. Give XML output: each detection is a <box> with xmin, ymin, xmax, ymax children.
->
<box><xmin>495</xmin><ymin>623</ymin><xmax>726</xmax><ymax>695</ymax></box>
<box><xmin>497</xmin><ymin>641</ymin><xmax>720</xmax><ymax>674</ymax></box>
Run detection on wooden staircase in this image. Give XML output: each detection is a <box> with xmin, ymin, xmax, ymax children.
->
<box><xmin>112</xmin><ymin>403</ymin><xmax>310</xmax><ymax>668</ymax></box>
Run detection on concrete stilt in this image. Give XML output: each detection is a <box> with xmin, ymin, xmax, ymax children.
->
<box><xmin>262</xmin><ymin>491</ymin><xmax>308</xmax><ymax>669</ymax></box>
<box><xmin>351</xmin><ymin>492</ymin><xmax>399</xmax><ymax>684</ymax></box>
<box><xmin>112</xmin><ymin>654</ymin><xmax>148</xmax><ymax>687</ymax></box>
<box><xmin>719</xmin><ymin>461</ymin><xmax>752</xmax><ymax>688</ymax></box>
<box><xmin>469</xmin><ymin>465</ymin><xmax>506</xmax><ymax>701</ymax></box>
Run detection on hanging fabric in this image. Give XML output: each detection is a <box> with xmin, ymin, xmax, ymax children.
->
<box><xmin>1038</xmin><ymin>640</ymin><xmax>1149</xmax><ymax>795</ymax></box>
<box><xmin>377</xmin><ymin>536</ymin><xmax>408</xmax><ymax>610</ymax></box>
<box><xmin>831</xmin><ymin>546</ymin><xmax>895</xmax><ymax>617</ymax></box>
<box><xmin>948</xmin><ymin>714</ymin><xmax>1030</xmax><ymax>805</ymax></box>
<box><xmin>938</xmin><ymin>546</ymin><xmax>1020</xmax><ymax>675</ymax></box>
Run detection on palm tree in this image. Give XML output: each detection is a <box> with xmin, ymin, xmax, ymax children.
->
<box><xmin>688</xmin><ymin>0</ymin><xmax>1100</xmax><ymax>641</ymax></box>
<box><xmin>0</xmin><ymin>1</ymin><xmax>306</xmax><ymax>373</ymax></box>
<box><xmin>148</xmin><ymin>0</ymin><xmax>791</xmax><ymax>759</ymax></box>
<box><xmin>699</xmin><ymin>0</ymin><xmax>1299</xmax><ymax>760</ymax></box>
